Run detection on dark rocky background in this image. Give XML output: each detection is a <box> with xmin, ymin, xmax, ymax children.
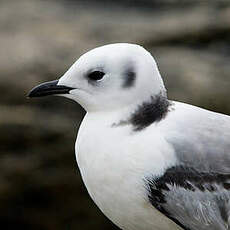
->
<box><xmin>1</xmin><ymin>0</ymin><xmax>230</xmax><ymax>229</ymax></box>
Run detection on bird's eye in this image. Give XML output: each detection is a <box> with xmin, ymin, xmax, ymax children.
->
<box><xmin>88</xmin><ymin>71</ymin><xmax>105</xmax><ymax>81</ymax></box>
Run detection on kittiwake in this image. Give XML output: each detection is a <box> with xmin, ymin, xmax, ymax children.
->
<box><xmin>28</xmin><ymin>43</ymin><xmax>230</xmax><ymax>230</ymax></box>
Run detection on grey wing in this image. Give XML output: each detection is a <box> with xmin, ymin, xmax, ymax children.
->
<box><xmin>146</xmin><ymin>104</ymin><xmax>230</xmax><ymax>230</ymax></box>
<box><xmin>167</xmin><ymin>104</ymin><xmax>230</xmax><ymax>173</ymax></box>
<box><xmin>145</xmin><ymin>166</ymin><xmax>230</xmax><ymax>230</ymax></box>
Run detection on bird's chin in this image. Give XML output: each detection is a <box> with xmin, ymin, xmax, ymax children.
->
<box><xmin>62</xmin><ymin>90</ymin><xmax>90</xmax><ymax>111</ymax></box>
<box><xmin>60</xmin><ymin>92</ymin><xmax>77</xmax><ymax>100</ymax></box>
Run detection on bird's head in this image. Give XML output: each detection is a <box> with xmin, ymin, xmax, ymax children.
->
<box><xmin>28</xmin><ymin>43</ymin><xmax>166</xmax><ymax>112</ymax></box>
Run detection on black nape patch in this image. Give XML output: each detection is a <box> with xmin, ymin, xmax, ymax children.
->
<box><xmin>130</xmin><ymin>94</ymin><xmax>171</xmax><ymax>131</ymax></box>
<box><xmin>112</xmin><ymin>93</ymin><xmax>172</xmax><ymax>131</ymax></box>
<box><xmin>123</xmin><ymin>69</ymin><xmax>136</xmax><ymax>88</ymax></box>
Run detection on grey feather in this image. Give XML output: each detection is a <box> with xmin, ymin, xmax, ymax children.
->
<box><xmin>147</xmin><ymin>102</ymin><xmax>230</xmax><ymax>230</ymax></box>
<box><xmin>167</xmin><ymin>103</ymin><xmax>230</xmax><ymax>173</ymax></box>
<box><xmin>146</xmin><ymin>166</ymin><xmax>230</xmax><ymax>230</ymax></box>
<box><xmin>162</xmin><ymin>184</ymin><xmax>230</xmax><ymax>230</ymax></box>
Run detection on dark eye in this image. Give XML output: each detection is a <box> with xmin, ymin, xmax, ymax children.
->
<box><xmin>88</xmin><ymin>71</ymin><xmax>105</xmax><ymax>81</ymax></box>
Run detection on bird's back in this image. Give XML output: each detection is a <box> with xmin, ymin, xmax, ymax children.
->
<box><xmin>164</xmin><ymin>101</ymin><xmax>230</xmax><ymax>173</ymax></box>
<box><xmin>145</xmin><ymin>101</ymin><xmax>230</xmax><ymax>230</ymax></box>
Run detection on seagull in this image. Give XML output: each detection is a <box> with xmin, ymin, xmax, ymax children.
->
<box><xmin>28</xmin><ymin>43</ymin><xmax>230</xmax><ymax>230</ymax></box>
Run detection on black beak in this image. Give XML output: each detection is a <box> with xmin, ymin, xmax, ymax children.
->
<box><xmin>28</xmin><ymin>80</ymin><xmax>74</xmax><ymax>98</ymax></box>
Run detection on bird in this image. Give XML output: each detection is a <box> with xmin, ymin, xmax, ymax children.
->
<box><xmin>28</xmin><ymin>43</ymin><xmax>230</xmax><ymax>230</ymax></box>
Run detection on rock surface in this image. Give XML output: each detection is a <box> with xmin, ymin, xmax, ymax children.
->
<box><xmin>1</xmin><ymin>0</ymin><xmax>230</xmax><ymax>229</ymax></box>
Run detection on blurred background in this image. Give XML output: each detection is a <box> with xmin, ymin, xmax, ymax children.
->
<box><xmin>1</xmin><ymin>0</ymin><xmax>230</xmax><ymax>229</ymax></box>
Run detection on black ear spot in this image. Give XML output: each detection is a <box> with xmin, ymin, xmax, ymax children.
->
<box><xmin>123</xmin><ymin>70</ymin><xmax>136</xmax><ymax>88</ymax></box>
<box><xmin>88</xmin><ymin>71</ymin><xmax>105</xmax><ymax>81</ymax></box>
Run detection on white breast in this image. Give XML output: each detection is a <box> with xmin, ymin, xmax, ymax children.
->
<box><xmin>75</xmin><ymin>112</ymin><xmax>181</xmax><ymax>230</ymax></box>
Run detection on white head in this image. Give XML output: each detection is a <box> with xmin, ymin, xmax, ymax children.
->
<box><xmin>29</xmin><ymin>43</ymin><xmax>166</xmax><ymax>113</ymax></box>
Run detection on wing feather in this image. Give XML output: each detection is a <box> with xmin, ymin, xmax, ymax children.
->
<box><xmin>146</xmin><ymin>166</ymin><xmax>230</xmax><ymax>230</ymax></box>
<box><xmin>147</xmin><ymin>102</ymin><xmax>230</xmax><ymax>229</ymax></box>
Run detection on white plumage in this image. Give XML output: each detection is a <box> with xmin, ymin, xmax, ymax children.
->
<box><xmin>29</xmin><ymin>43</ymin><xmax>230</xmax><ymax>230</ymax></box>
